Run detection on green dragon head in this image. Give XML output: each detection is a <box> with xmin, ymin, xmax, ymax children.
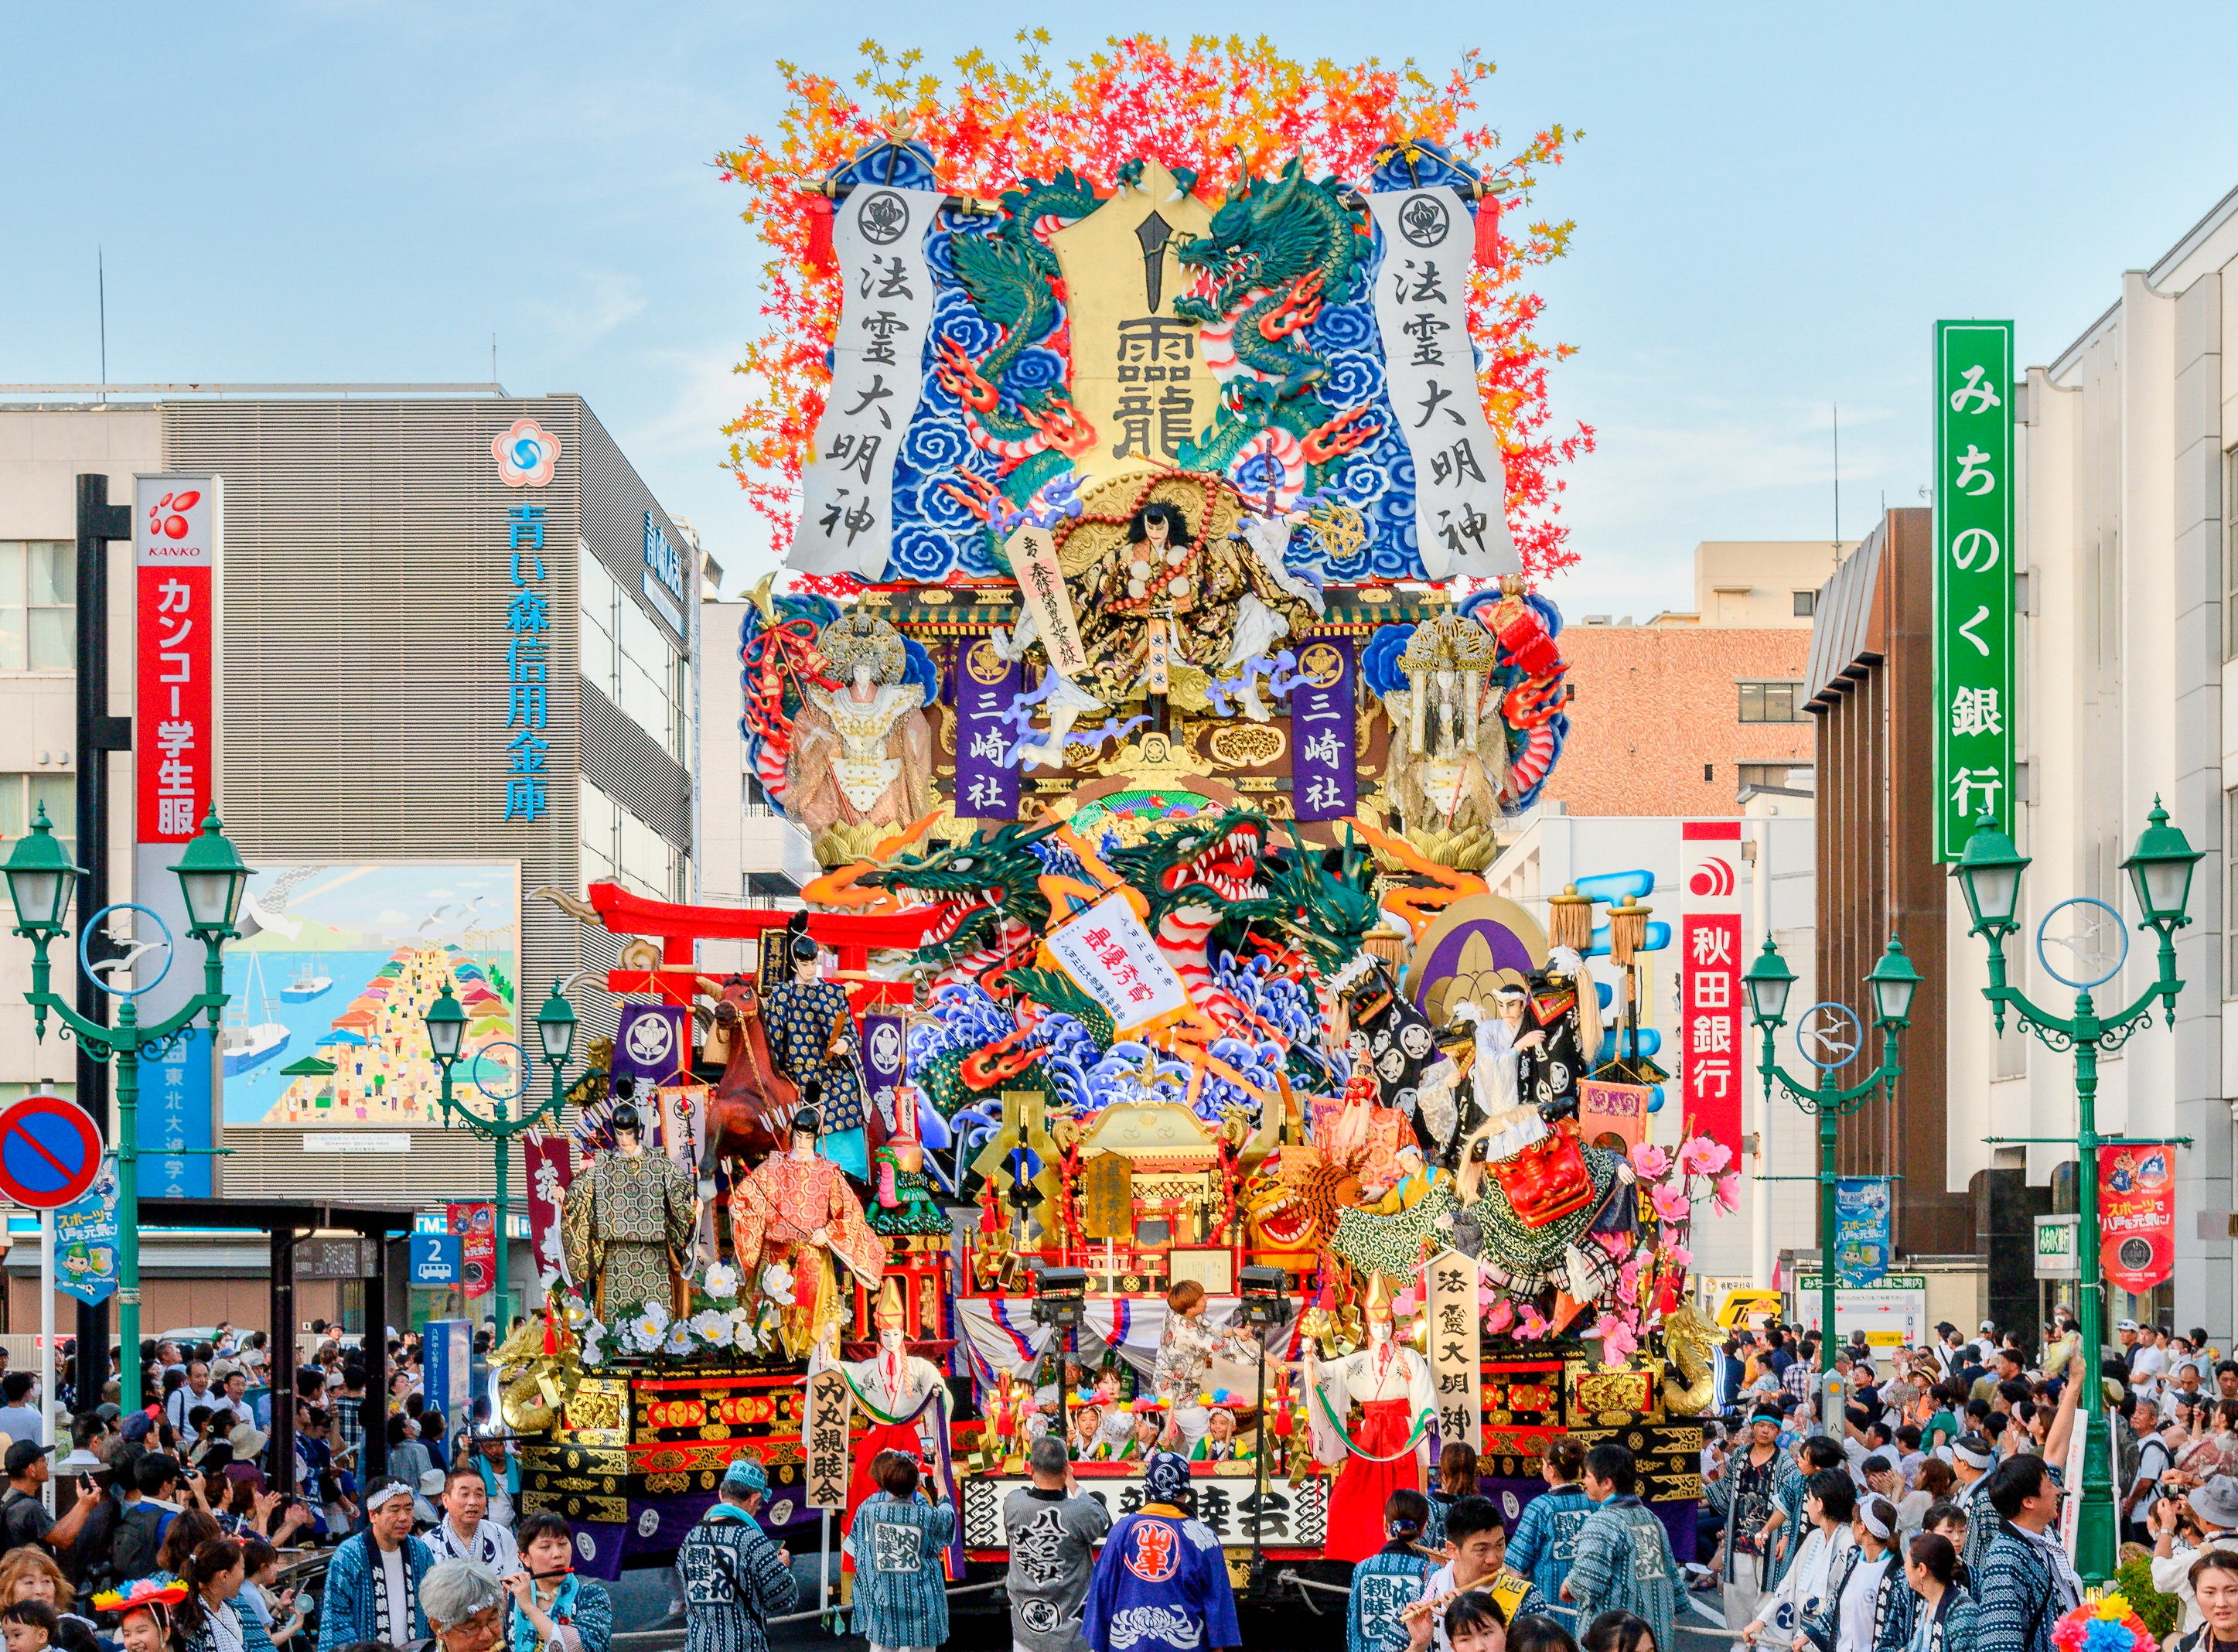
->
<box><xmin>1173</xmin><ymin>159</ymin><xmax>1360</xmax><ymax>304</ymax></box>
<box><xmin>1265</xmin><ymin>824</ymin><xmax>1383</xmax><ymax>979</ymax></box>
<box><xmin>863</xmin><ymin>820</ymin><xmax>1057</xmax><ymax>961</ymax></box>
<box><xmin>1112</xmin><ymin>806</ymin><xmax>1279</xmax><ymax>925</ymax></box>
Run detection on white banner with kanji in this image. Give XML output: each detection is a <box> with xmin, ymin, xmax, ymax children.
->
<box><xmin>1045</xmin><ymin>893</ymin><xmax>1189</xmax><ymax>1032</ymax></box>
<box><xmin>790</xmin><ymin>186</ymin><xmax>941</xmax><ymax>580</ymax></box>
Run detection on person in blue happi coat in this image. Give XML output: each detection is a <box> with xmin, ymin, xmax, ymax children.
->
<box><xmin>1084</xmin><ymin>1451</ymin><xmax>1240</xmax><ymax>1652</ymax></box>
<box><xmin>846</xmin><ymin>1449</ymin><xmax>954</xmax><ymax>1652</ymax></box>
<box><xmin>1349</xmin><ymin>1490</ymin><xmax>1438</xmax><ymax>1652</ymax></box>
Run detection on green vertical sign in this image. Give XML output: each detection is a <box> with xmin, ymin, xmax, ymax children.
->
<box><xmin>1933</xmin><ymin>321</ymin><xmax>2015</xmax><ymax>861</ymax></box>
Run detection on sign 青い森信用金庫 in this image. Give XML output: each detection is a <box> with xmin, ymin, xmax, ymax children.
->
<box><xmin>502</xmin><ymin>500</ymin><xmax>552</xmax><ymax>824</ymax></box>
<box><xmin>1933</xmin><ymin>320</ymin><xmax>2015</xmax><ymax>861</ymax></box>
<box><xmin>2098</xmin><ymin>1142</ymin><xmax>2177</xmax><ymax>1295</ymax></box>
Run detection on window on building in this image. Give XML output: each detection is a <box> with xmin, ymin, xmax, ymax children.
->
<box><xmin>1738</xmin><ymin>763</ymin><xmax>1813</xmax><ymax>793</ymax></box>
<box><xmin>0</xmin><ymin>544</ymin><xmax>75</xmax><ymax>672</ymax></box>
<box><xmin>1738</xmin><ymin>681</ymin><xmax>1806</xmax><ymax>722</ymax></box>
<box><xmin>581</xmin><ymin>779</ymin><xmax>684</xmax><ymax>902</ymax></box>
<box><xmin>1793</xmin><ymin>590</ymin><xmax>1817</xmax><ymax>618</ymax></box>
<box><xmin>2226</xmin><ymin>790</ymin><xmax>2238</xmax><ymax>995</ymax></box>
<box><xmin>2227</xmin><ymin>446</ymin><xmax>2238</xmax><ymax>660</ymax></box>
<box><xmin>580</xmin><ymin>549</ymin><xmax>686</xmax><ymax>763</ymax></box>
<box><xmin>0</xmin><ymin>775</ymin><xmax>77</xmax><ymax>861</ymax></box>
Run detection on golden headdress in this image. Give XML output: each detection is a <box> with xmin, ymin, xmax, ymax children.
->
<box><xmin>818</xmin><ymin>613</ymin><xmax>908</xmax><ymax>684</ymax></box>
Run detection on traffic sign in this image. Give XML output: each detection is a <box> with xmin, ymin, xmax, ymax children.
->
<box><xmin>0</xmin><ymin>1095</ymin><xmax>103</xmax><ymax>1210</ymax></box>
<box><xmin>410</xmin><ymin>1233</ymin><xmax>462</xmax><ymax>1286</ymax></box>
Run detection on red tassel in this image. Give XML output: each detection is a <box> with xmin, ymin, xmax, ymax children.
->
<box><xmin>1472</xmin><ymin>193</ymin><xmax>1502</xmax><ymax>271</ymax></box>
<box><xmin>803</xmin><ymin>196</ymin><xmax>836</xmax><ymax>277</ymax></box>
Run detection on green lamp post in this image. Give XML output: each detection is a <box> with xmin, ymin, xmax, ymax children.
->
<box><xmin>1950</xmin><ymin>800</ymin><xmax>2201</xmax><ymax>1585</ymax></box>
<box><xmin>4</xmin><ymin>806</ymin><xmax>251</xmax><ymax>1410</ymax></box>
<box><xmin>425</xmin><ymin>979</ymin><xmax>579</xmax><ymax>1326</ymax></box>
<box><xmin>1742</xmin><ymin>931</ymin><xmax>1916</xmax><ymax>1407</ymax></box>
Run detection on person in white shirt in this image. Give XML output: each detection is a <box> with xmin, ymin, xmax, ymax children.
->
<box><xmin>2136</xmin><ymin>1328</ymin><xmax>2174</xmax><ymax>1398</ymax></box>
<box><xmin>165</xmin><ymin>1362</ymin><xmax>213</xmax><ymax>1434</ymax></box>
<box><xmin>423</xmin><ymin>1463</ymin><xmax>520</xmax><ymax>1574</ymax></box>
<box><xmin>0</xmin><ymin>1374</ymin><xmax>45</xmax><ymax>1447</ymax></box>
<box><xmin>2151</xmin><ymin>1475</ymin><xmax>2238</xmax><ymax>1634</ymax></box>
<box><xmin>1830</xmin><ymin>1494</ymin><xmax>1899</xmax><ymax>1652</ymax></box>
<box><xmin>1740</xmin><ymin>1469</ymin><xmax>1857</xmax><ymax>1647</ymax></box>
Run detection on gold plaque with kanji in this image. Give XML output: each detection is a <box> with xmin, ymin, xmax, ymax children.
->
<box><xmin>1080</xmin><ymin>1151</ymin><xmax>1134</xmax><ymax>1241</ymax></box>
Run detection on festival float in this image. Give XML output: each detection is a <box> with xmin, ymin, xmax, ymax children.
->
<box><xmin>493</xmin><ymin>37</ymin><xmax>1733</xmax><ymax>1603</ymax></box>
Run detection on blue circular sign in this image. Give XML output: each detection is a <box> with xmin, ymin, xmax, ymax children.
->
<box><xmin>2036</xmin><ymin>896</ymin><xmax>2129</xmax><ymax>990</ymax></box>
<box><xmin>1793</xmin><ymin>1002</ymin><xmax>1864</xmax><ymax>1071</ymax></box>
<box><xmin>462</xmin><ymin>1039</ymin><xmax>527</xmax><ymax>1107</ymax></box>
<box><xmin>78</xmin><ymin>903</ymin><xmax>172</xmax><ymax>998</ymax></box>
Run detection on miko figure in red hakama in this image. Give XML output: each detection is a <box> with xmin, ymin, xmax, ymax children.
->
<box><xmin>810</xmin><ymin>1278</ymin><xmax>952</xmax><ymax>1572</ymax></box>
<box><xmin>1305</xmin><ymin>1273</ymin><xmax>1435</xmax><ymax>1562</ymax></box>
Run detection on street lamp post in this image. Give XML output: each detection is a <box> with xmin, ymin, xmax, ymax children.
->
<box><xmin>1950</xmin><ymin>800</ymin><xmax>2201</xmax><ymax>1585</ymax></box>
<box><xmin>425</xmin><ymin>981</ymin><xmax>578</xmax><ymax>1326</ymax></box>
<box><xmin>1743</xmin><ymin>932</ymin><xmax>1918</xmax><ymax>1403</ymax></box>
<box><xmin>3</xmin><ymin>807</ymin><xmax>251</xmax><ymax>1410</ymax></box>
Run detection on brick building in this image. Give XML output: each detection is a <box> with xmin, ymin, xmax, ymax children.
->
<box><xmin>1540</xmin><ymin>623</ymin><xmax>1817</xmax><ymax>816</ymax></box>
<box><xmin>1540</xmin><ymin>541</ymin><xmax>1845</xmax><ymax>817</ymax></box>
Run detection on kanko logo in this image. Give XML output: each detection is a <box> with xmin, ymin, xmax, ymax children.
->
<box><xmin>492</xmin><ymin>417</ymin><xmax>561</xmax><ymax>488</ymax></box>
<box><xmin>146</xmin><ymin>489</ymin><xmax>200</xmax><ymax>541</ymax></box>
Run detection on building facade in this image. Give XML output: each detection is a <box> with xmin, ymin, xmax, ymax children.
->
<box><xmin>1943</xmin><ymin>186</ymin><xmax>2238</xmax><ymax>1342</ymax></box>
<box><xmin>1804</xmin><ymin>511</ymin><xmax>1990</xmax><ymax>1316</ymax></box>
<box><xmin>1537</xmin><ymin>541</ymin><xmax>1841</xmax><ymax>820</ymax></box>
<box><xmin>0</xmin><ymin>391</ymin><xmax>704</xmax><ymax>1330</ymax></box>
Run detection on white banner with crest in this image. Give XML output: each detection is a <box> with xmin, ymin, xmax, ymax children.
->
<box><xmin>1367</xmin><ymin>187</ymin><xmax>1518</xmax><ymax>581</ymax></box>
<box><xmin>790</xmin><ymin>186</ymin><xmax>942</xmax><ymax>580</ymax></box>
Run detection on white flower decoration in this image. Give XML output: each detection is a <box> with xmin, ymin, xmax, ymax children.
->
<box><xmin>580</xmin><ymin>1339</ymin><xmax>606</xmax><ymax>1368</ymax></box>
<box><xmin>760</xmin><ymin>1264</ymin><xmax>797</xmax><ymax>1306</ymax></box>
<box><xmin>664</xmin><ymin>1322</ymin><xmax>697</xmax><ymax>1357</ymax></box>
<box><xmin>691</xmin><ymin>1309</ymin><xmax>733</xmax><ymax>1347</ymax></box>
<box><xmin>630</xmin><ymin>1308</ymin><xmax>669</xmax><ymax>1350</ymax></box>
<box><xmin>701</xmin><ymin>1262</ymin><xmax>739</xmax><ymax>1299</ymax></box>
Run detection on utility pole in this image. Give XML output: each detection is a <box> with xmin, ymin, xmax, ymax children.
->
<box><xmin>73</xmin><ymin>477</ymin><xmax>134</xmax><ymax>1381</ymax></box>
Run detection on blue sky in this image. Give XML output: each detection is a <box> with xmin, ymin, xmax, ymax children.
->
<box><xmin>7</xmin><ymin>4</ymin><xmax>2238</xmax><ymax>620</ymax></box>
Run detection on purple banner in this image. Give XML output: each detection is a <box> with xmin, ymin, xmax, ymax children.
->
<box><xmin>953</xmin><ymin>633</ymin><xmax>1021</xmax><ymax>821</ymax></box>
<box><xmin>862</xmin><ymin>1010</ymin><xmax>906</xmax><ymax>1132</ymax></box>
<box><xmin>612</xmin><ymin>1002</ymin><xmax>691</xmax><ymax>1101</ymax></box>
<box><xmin>1290</xmin><ymin>636</ymin><xmax>1356</xmax><ymax>821</ymax></box>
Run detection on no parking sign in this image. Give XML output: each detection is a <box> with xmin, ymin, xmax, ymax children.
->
<box><xmin>0</xmin><ymin>1094</ymin><xmax>104</xmax><ymax>1210</ymax></box>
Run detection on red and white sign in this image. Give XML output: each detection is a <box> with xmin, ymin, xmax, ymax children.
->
<box><xmin>1680</xmin><ymin>821</ymin><xmax>1745</xmax><ymax>1152</ymax></box>
<box><xmin>448</xmin><ymin>1200</ymin><xmax>496</xmax><ymax>1299</ymax></box>
<box><xmin>2098</xmin><ymin>1142</ymin><xmax>2177</xmax><ymax>1295</ymax></box>
<box><xmin>1046</xmin><ymin>892</ymin><xmax>1189</xmax><ymax>1032</ymax></box>
<box><xmin>134</xmin><ymin>479</ymin><xmax>219</xmax><ymax>845</ymax></box>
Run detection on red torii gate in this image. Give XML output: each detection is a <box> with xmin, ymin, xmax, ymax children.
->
<box><xmin>582</xmin><ymin>881</ymin><xmax>935</xmax><ymax>1009</ymax></box>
